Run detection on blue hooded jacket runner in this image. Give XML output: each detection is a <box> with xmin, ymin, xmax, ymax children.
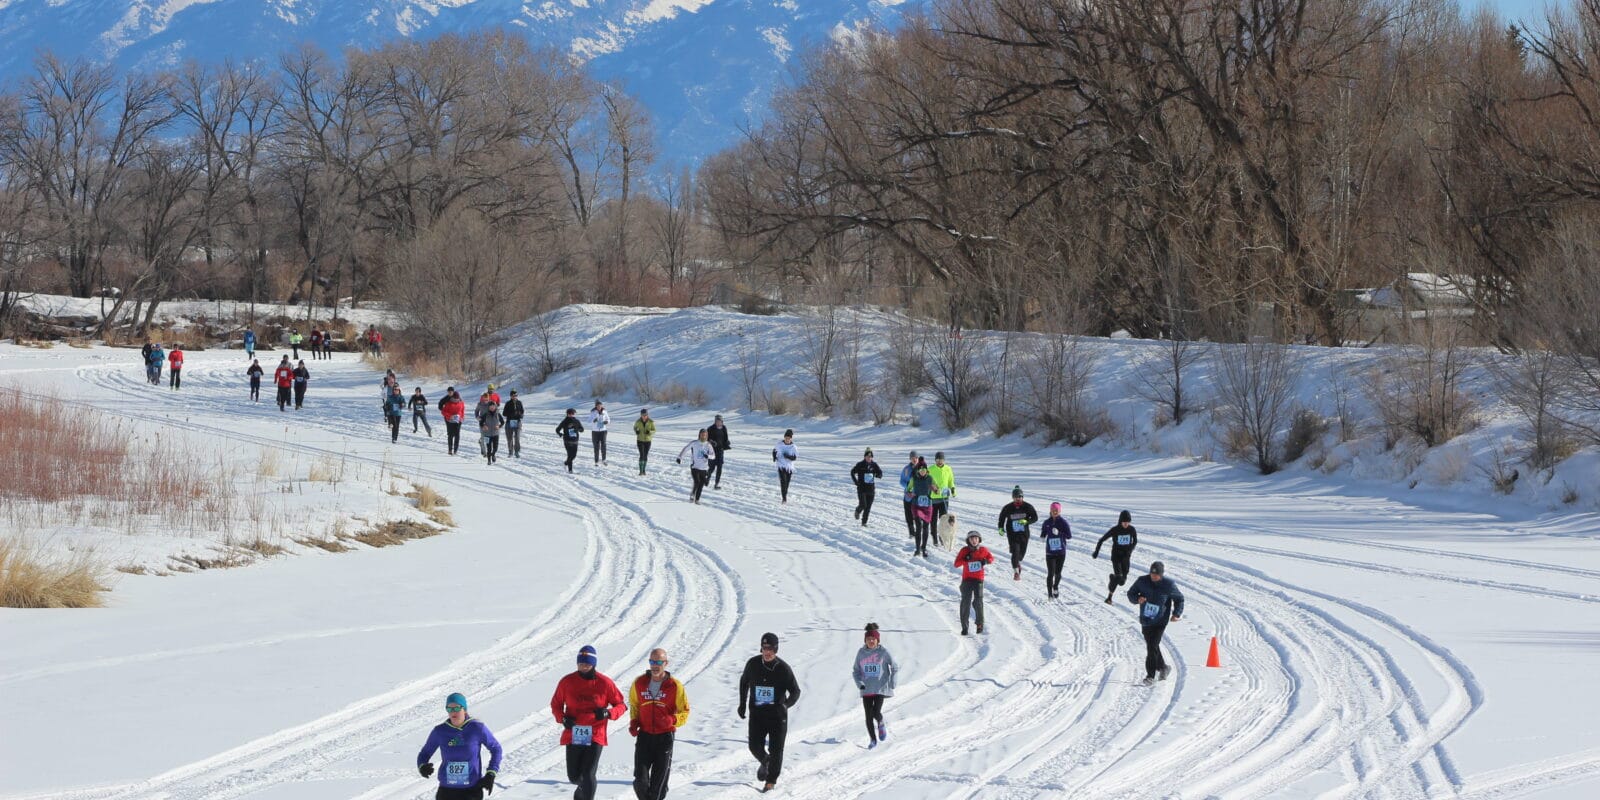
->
<box><xmin>417</xmin><ymin>716</ymin><xmax>503</xmax><ymax>789</ymax></box>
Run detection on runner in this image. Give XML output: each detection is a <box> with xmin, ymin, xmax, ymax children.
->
<box><xmin>739</xmin><ymin>632</ymin><xmax>800</xmax><ymax>793</ymax></box>
<box><xmin>928</xmin><ymin>452</ymin><xmax>956</xmax><ymax>547</ymax></box>
<box><xmin>850</xmin><ymin>449</ymin><xmax>883</xmax><ymax>526</ymax></box>
<box><xmin>242</xmin><ymin>329</ymin><xmax>256</xmax><ymax>360</ymax></box>
<box><xmin>1127</xmin><ymin>561</ymin><xmax>1184</xmax><ymax>685</ymax></box>
<box><xmin>633</xmin><ymin>408</ymin><xmax>655</xmax><ymax>476</ymax></box>
<box><xmin>289</xmin><ymin>330</ymin><xmax>302</xmax><ymax>360</ymax></box>
<box><xmin>955</xmin><ymin>531</ymin><xmax>994</xmax><ymax>636</ymax></box>
<box><xmin>292</xmin><ymin>360</ymin><xmax>310</xmax><ymax>409</ymax></box>
<box><xmin>441</xmin><ymin>389</ymin><xmax>467</xmax><ymax>456</ymax></box>
<box><xmin>502</xmin><ymin>391</ymin><xmax>523</xmax><ymax>457</ymax></box>
<box><xmin>771</xmin><ymin>429</ymin><xmax>798</xmax><ymax>504</ymax></box>
<box><xmin>479</xmin><ymin>400</ymin><xmax>504</xmax><ymax>465</ymax></box>
<box><xmin>320</xmin><ymin>329</ymin><xmax>333</xmax><ymax>359</ymax></box>
<box><xmin>416</xmin><ymin>692</ymin><xmax>502</xmax><ymax>800</ymax></box>
<box><xmin>474</xmin><ymin>391</ymin><xmax>493</xmax><ymax>457</ymax></box>
<box><xmin>851</xmin><ymin>623</ymin><xmax>897</xmax><ymax>749</ymax></box>
<box><xmin>167</xmin><ymin>345</ymin><xmax>184</xmax><ymax>389</ymax></box>
<box><xmin>629</xmin><ymin>647</ymin><xmax>689</xmax><ymax>800</ymax></box>
<box><xmin>588</xmin><ymin>400</ymin><xmax>610</xmax><ymax>465</ymax></box>
<box><xmin>273</xmin><ymin>356</ymin><xmax>293</xmax><ymax>411</ymax></box>
<box><xmin>707</xmin><ymin>415</ymin><xmax>731</xmax><ymax>488</ymax></box>
<box><xmin>309</xmin><ymin>329</ymin><xmax>323</xmax><ymax>359</ymax></box>
<box><xmin>899</xmin><ymin>451</ymin><xmax>919</xmax><ymax>541</ymax></box>
<box><xmin>676</xmin><ymin>429</ymin><xmax>716</xmax><ymax>504</ymax></box>
<box><xmin>1040</xmin><ymin>502</ymin><xmax>1072</xmax><ymax>599</ymax></box>
<box><xmin>246</xmin><ymin>359</ymin><xmax>263</xmax><ymax>402</ymax></box>
<box><xmin>141</xmin><ymin>340</ymin><xmax>155</xmax><ymax>382</ymax></box>
<box><xmin>1092</xmin><ymin>510</ymin><xmax>1139</xmax><ymax>605</ymax></box>
<box><xmin>147</xmin><ymin>343</ymin><xmax>165</xmax><ymax>386</ymax></box>
<box><xmin>384</xmin><ymin>385</ymin><xmax>406</xmax><ymax>443</ymax></box>
<box><xmin>908</xmin><ymin>458</ymin><xmax>935</xmax><ymax>557</ymax></box>
<box><xmin>411</xmin><ymin>388</ymin><xmax>433</xmax><ymax>437</ymax></box>
<box><xmin>997</xmin><ymin>486</ymin><xmax>1039</xmax><ymax>581</ymax></box>
<box><xmin>550</xmin><ymin>645</ymin><xmax>626</xmax><ymax>800</ymax></box>
<box><xmin>557</xmin><ymin>409</ymin><xmax>585</xmax><ymax>473</ymax></box>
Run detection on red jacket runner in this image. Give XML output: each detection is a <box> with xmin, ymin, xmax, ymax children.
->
<box><xmin>273</xmin><ymin>365</ymin><xmax>294</xmax><ymax>387</ymax></box>
<box><xmin>550</xmin><ymin>671</ymin><xmax>626</xmax><ymax>746</ymax></box>
<box><xmin>955</xmin><ymin>545</ymin><xmax>995</xmax><ymax>582</ymax></box>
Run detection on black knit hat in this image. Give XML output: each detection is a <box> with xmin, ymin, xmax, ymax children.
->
<box><xmin>1119</xmin><ymin>510</ymin><xmax>1132</xmax><ymax>523</ymax></box>
<box><xmin>760</xmin><ymin>632</ymin><xmax>779</xmax><ymax>651</ymax></box>
<box><xmin>1012</xmin><ymin>486</ymin><xmax>1023</xmax><ymax>498</ymax></box>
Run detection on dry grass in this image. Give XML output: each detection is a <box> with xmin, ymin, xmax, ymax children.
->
<box><xmin>0</xmin><ymin>537</ymin><xmax>109</xmax><ymax>608</ymax></box>
<box><xmin>406</xmin><ymin>483</ymin><xmax>449</xmax><ymax>512</ymax></box>
<box><xmin>295</xmin><ymin>535</ymin><xmax>354</xmax><ymax>553</ymax></box>
<box><xmin>348</xmin><ymin>519</ymin><xmax>443</xmax><ymax>548</ymax></box>
<box><xmin>307</xmin><ymin>455</ymin><xmax>345</xmax><ymax>484</ymax></box>
<box><xmin>256</xmin><ymin>449</ymin><xmax>283</xmax><ymax>479</ymax></box>
<box><xmin>425</xmin><ymin>508</ymin><xmax>456</xmax><ymax>527</ymax></box>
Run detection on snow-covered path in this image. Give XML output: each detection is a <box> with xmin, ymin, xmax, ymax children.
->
<box><xmin>3</xmin><ymin>345</ymin><xmax>1599</xmax><ymax>799</ymax></box>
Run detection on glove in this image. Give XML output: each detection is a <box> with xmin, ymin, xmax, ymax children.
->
<box><xmin>676</xmin><ymin>458</ymin><xmax>682</xmax><ymax>464</ymax></box>
<box><xmin>595</xmin><ymin>706</ymin><xmax>610</xmax><ymax>721</ymax></box>
<box><xmin>418</xmin><ymin>763</ymin><xmax>434</xmax><ymax>778</ymax></box>
<box><xmin>738</xmin><ymin>706</ymin><xmax>747</xmax><ymax>720</ymax></box>
<box><xmin>478</xmin><ymin>772</ymin><xmax>496</xmax><ymax>794</ymax></box>
<box><xmin>629</xmin><ymin>719</ymin><xmax>642</xmax><ymax>736</ymax></box>
<box><xmin>563</xmin><ymin>715</ymin><xmax>576</xmax><ymax>729</ymax></box>
<box><xmin>949</xmin><ymin>487</ymin><xmax>956</xmax><ymax>498</ymax></box>
<box><xmin>857</xmin><ymin>683</ymin><xmax>866</xmax><ymax>691</ymax></box>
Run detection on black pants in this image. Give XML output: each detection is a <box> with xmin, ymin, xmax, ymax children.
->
<box><xmin>637</xmin><ymin>440</ymin><xmax>651</xmax><ymax>473</ymax></box>
<box><xmin>777</xmin><ymin>469</ymin><xmax>792</xmax><ymax>501</ymax></box>
<box><xmin>960</xmin><ymin>579</ymin><xmax>985</xmax><ymax>632</ymax></box>
<box><xmin>1046</xmin><ymin>554</ymin><xmax>1065</xmax><ymax>594</ymax></box>
<box><xmin>249</xmin><ymin>378</ymin><xmax>260</xmax><ymax>401</ymax></box>
<box><xmin>169</xmin><ymin>368</ymin><xmax>181</xmax><ymax>389</ymax></box>
<box><xmin>505</xmin><ymin>424</ymin><xmax>520</xmax><ymax>455</ymax></box>
<box><xmin>931</xmin><ymin>500</ymin><xmax>949</xmax><ymax>544</ymax></box>
<box><xmin>322</xmin><ymin>344</ymin><xmax>331</xmax><ymax>359</ymax></box>
<box><xmin>855</xmin><ymin>485</ymin><xmax>875</xmax><ymax>523</ymax></box>
<box><xmin>690</xmin><ymin>468</ymin><xmax>708</xmax><ymax>502</ymax></box>
<box><xmin>291</xmin><ymin>345</ymin><xmax>299</xmax><ymax>359</ymax></box>
<box><xmin>387</xmin><ymin>414</ymin><xmax>401</xmax><ymax>442</ymax></box>
<box><xmin>446</xmin><ymin>422</ymin><xmax>462</xmax><ymax>454</ymax></box>
<box><xmin>564</xmin><ymin>441</ymin><xmax>580</xmax><ymax>472</ymax></box>
<box><xmin>862</xmin><ymin>695</ymin><xmax>885</xmax><ymax>743</ymax></box>
<box><xmin>435</xmin><ymin>786</ymin><xmax>483</xmax><ymax>800</ymax></box>
<box><xmin>710</xmin><ymin>448</ymin><xmax>725</xmax><ymax>486</ymax></box>
<box><xmin>1143</xmin><ymin>622</ymin><xmax>1168</xmax><ymax>678</ymax></box>
<box><xmin>1007</xmin><ymin>531</ymin><xmax>1029</xmax><ymax>571</ymax></box>
<box><xmin>414</xmin><ymin>411</ymin><xmax>432</xmax><ymax>436</ymax></box>
<box><xmin>484</xmin><ymin>434</ymin><xmax>499</xmax><ymax>463</ymax></box>
<box><xmin>566</xmin><ymin>743</ymin><xmax>603</xmax><ymax>800</ymax></box>
<box><xmin>276</xmin><ymin>385</ymin><xmax>291</xmax><ymax>410</ymax></box>
<box><xmin>1108</xmin><ymin>550</ymin><xmax>1133</xmax><ymax>594</ymax></box>
<box><xmin>903</xmin><ymin>500</ymin><xmax>917</xmax><ymax>538</ymax></box>
<box><xmin>748</xmin><ymin>715</ymin><xmax>788</xmax><ymax>784</ymax></box>
<box><xmin>913</xmin><ymin>513</ymin><xmax>930</xmax><ymax>553</ymax></box>
<box><xmin>293</xmin><ymin>384</ymin><xmax>306</xmax><ymax>409</ymax></box>
<box><xmin>593</xmin><ymin>431</ymin><xmax>608</xmax><ymax>463</ymax></box>
<box><xmin>633</xmin><ymin>730</ymin><xmax>674</xmax><ymax>800</ymax></box>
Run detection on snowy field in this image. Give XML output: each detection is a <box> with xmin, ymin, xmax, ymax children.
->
<box><xmin>3</xmin><ymin>308</ymin><xmax>1600</xmax><ymax>799</ymax></box>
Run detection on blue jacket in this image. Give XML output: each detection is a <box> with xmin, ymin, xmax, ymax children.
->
<box><xmin>899</xmin><ymin>464</ymin><xmax>915</xmax><ymax>495</ymax></box>
<box><xmin>243</xmin><ymin>331</ymin><xmax>256</xmax><ymax>348</ymax></box>
<box><xmin>148</xmin><ymin>347</ymin><xmax>165</xmax><ymax>366</ymax></box>
<box><xmin>1040</xmin><ymin>516</ymin><xmax>1072</xmax><ymax>556</ymax></box>
<box><xmin>383</xmin><ymin>393</ymin><xmax>406</xmax><ymax>418</ymax></box>
<box><xmin>418</xmin><ymin>717</ymin><xmax>502</xmax><ymax>789</ymax></box>
<box><xmin>1127</xmin><ymin>575</ymin><xmax>1184</xmax><ymax>627</ymax></box>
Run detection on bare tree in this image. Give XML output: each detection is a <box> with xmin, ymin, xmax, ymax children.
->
<box><xmin>796</xmin><ymin>305</ymin><xmax>840</xmax><ymax>413</ymax></box>
<box><xmin>737</xmin><ymin>333</ymin><xmax>767</xmax><ymax>410</ymax></box>
<box><xmin>1365</xmin><ymin>323</ymin><xmax>1477</xmax><ymax>448</ymax></box>
<box><xmin>1131</xmin><ymin>339</ymin><xmax>1207</xmax><ymax>427</ymax></box>
<box><xmin>923</xmin><ymin>325</ymin><xmax>990</xmax><ymax>429</ymax></box>
<box><xmin>1020</xmin><ymin>333</ymin><xmax>1107</xmax><ymax>446</ymax></box>
<box><xmin>1215</xmin><ymin>339</ymin><xmax>1302</xmax><ymax>474</ymax></box>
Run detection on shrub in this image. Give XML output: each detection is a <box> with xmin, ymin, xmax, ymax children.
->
<box><xmin>1214</xmin><ymin>339</ymin><xmax>1301</xmax><ymax>474</ymax></box>
<box><xmin>1366</xmin><ymin>332</ymin><xmax>1476</xmax><ymax>448</ymax></box>
<box><xmin>586</xmin><ymin>369</ymin><xmax>627</xmax><ymax>401</ymax></box>
<box><xmin>0</xmin><ymin>537</ymin><xmax>108</xmax><ymax>608</ymax></box>
<box><xmin>1283</xmin><ymin>408</ymin><xmax>1329</xmax><ymax>464</ymax></box>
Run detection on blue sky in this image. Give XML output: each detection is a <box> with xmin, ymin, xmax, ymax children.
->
<box><xmin>1478</xmin><ymin>0</ymin><xmax>1570</xmax><ymax>22</ymax></box>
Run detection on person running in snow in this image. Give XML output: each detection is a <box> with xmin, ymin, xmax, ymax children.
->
<box><xmin>955</xmin><ymin>531</ymin><xmax>994</xmax><ymax>635</ymax></box>
<box><xmin>384</xmin><ymin>385</ymin><xmax>406</xmax><ymax>443</ymax></box>
<box><xmin>309</xmin><ymin>329</ymin><xmax>323</xmax><ymax>360</ymax></box>
<box><xmin>292</xmin><ymin>360</ymin><xmax>310</xmax><ymax>409</ymax></box>
<box><xmin>928</xmin><ymin>452</ymin><xmax>956</xmax><ymax>547</ymax></box>
<box><xmin>908</xmin><ymin>458</ymin><xmax>935</xmax><ymax>557</ymax></box>
<box><xmin>371</xmin><ymin>328</ymin><xmax>383</xmax><ymax>356</ymax></box>
<box><xmin>502</xmin><ymin>391</ymin><xmax>523</xmax><ymax>457</ymax></box>
<box><xmin>473</xmin><ymin>392</ymin><xmax>493</xmax><ymax>456</ymax></box>
<box><xmin>551</xmin><ymin>645</ymin><xmax>627</xmax><ymax>800</ymax></box>
<box><xmin>320</xmin><ymin>329</ymin><xmax>333</xmax><ymax>359</ymax></box>
<box><xmin>676</xmin><ymin>429</ymin><xmax>716</xmax><ymax>503</ymax></box>
<box><xmin>141</xmin><ymin>340</ymin><xmax>155</xmax><ymax>380</ymax></box>
<box><xmin>479</xmin><ymin>400</ymin><xmax>505</xmax><ymax>465</ymax></box>
<box><xmin>485</xmin><ymin>383</ymin><xmax>501</xmax><ymax>406</ymax></box>
<box><xmin>242</xmin><ymin>329</ymin><xmax>256</xmax><ymax>360</ymax></box>
<box><xmin>588</xmin><ymin>400</ymin><xmax>610</xmax><ymax>465</ymax></box>
<box><xmin>440</xmin><ymin>389</ymin><xmax>467</xmax><ymax>455</ymax></box>
<box><xmin>771</xmin><ymin>429</ymin><xmax>798</xmax><ymax>504</ymax></box>
<box><xmin>417</xmin><ymin>691</ymin><xmax>502</xmax><ymax>799</ymax></box>
<box><xmin>289</xmin><ymin>330</ymin><xmax>303</xmax><ymax>360</ymax></box>
<box><xmin>851</xmin><ymin>622</ymin><xmax>897</xmax><ymax>749</ymax></box>
<box><xmin>382</xmin><ymin>370</ymin><xmax>398</xmax><ymax>402</ymax></box>
<box><xmin>147</xmin><ymin>343</ymin><xmax>165</xmax><ymax>386</ymax></box>
<box><xmin>1127</xmin><ymin>561</ymin><xmax>1184</xmax><ymax>685</ymax></box>
<box><xmin>633</xmin><ymin>408</ymin><xmax>655</xmax><ymax>476</ymax></box>
<box><xmin>1040</xmin><ymin>503</ymin><xmax>1072</xmax><ymax>599</ymax></box>
<box><xmin>273</xmin><ymin>356</ymin><xmax>293</xmax><ymax>411</ymax></box>
<box><xmin>1093</xmin><ymin>510</ymin><xmax>1139</xmax><ymax>605</ymax></box>
<box><xmin>706</xmin><ymin>415</ymin><xmax>732</xmax><ymax>489</ymax></box>
<box><xmin>997</xmin><ymin>487</ymin><xmax>1039</xmax><ymax>581</ymax></box>
<box><xmin>899</xmin><ymin>451</ymin><xmax>920</xmax><ymax>541</ymax></box>
<box><xmin>411</xmin><ymin>388</ymin><xmax>433</xmax><ymax>437</ymax></box>
<box><xmin>167</xmin><ymin>345</ymin><xmax>184</xmax><ymax>389</ymax></box>
<box><xmin>556</xmin><ymin>408</ymin><xmax>585</xmax><ymax>472</ymax></box>
<box><xmin>739</xmin><ymin>632</ymin><xmax>801</xmax><ymax>793</ymax></box>
<box><xmin>246</xmin><ymin>359</ymin><xmax>263</xmax><ymax>402</ymax></box>
<box><xmin>850</xmin><ymin>449</ymin><xmax>883</xmax><ymax>526</ymax></box>
<box><xmin>629</xmin><ymin>647</ymin><xmax>689</xmax><ymax>800</ymax></box>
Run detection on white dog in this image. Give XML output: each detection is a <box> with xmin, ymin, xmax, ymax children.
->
<box><xmin>938</xmin><ymin>512</ymin><xmax>958</xmax><ymax>550</ymax></box>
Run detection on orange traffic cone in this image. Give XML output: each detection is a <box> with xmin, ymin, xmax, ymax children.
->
<box><xmin>1205</xmin><ymin>636</ymin><xmax>1222</xmax><ymax>668</ymax></box>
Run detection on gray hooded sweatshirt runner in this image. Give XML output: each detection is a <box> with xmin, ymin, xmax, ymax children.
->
<box><xmin>852</xmin><ymin>645</ymin><xmax>898</xmax><ymax>697</ymax></box>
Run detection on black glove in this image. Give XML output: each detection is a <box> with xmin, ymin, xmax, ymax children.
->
<box><xmin>478</xmin><ymin>773</ymin><xmax>496</xmax><ymax>795</ymax></box>
<box><xmin>857</xmin><ymin>683</ymin><xmax>866</xmax><ymax>691</ymax></box>
<box><xmin>738</xmin><ymin>706</ymin><xmax>747</xmax><ymax>720</ymax></box>
<box><xmin>563</xmin><ymin>715</ymin><xmax>576</xmax><ymax>729</ymax></box>
<box><xmin>595</xmin><ymin>706</ymin><xmax>610</xmax><ymax>721</ymax></box>
<box><xmin>676</xmin><ymin>458</ymin><xmax>682</xmax><ymax>464</ymax></box>
<box><xmin>418</xmin><ymin>763</ymin><xmax>434</xmax><ymax>778</ymax></box>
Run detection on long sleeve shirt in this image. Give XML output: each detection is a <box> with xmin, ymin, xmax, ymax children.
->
<box><xmin>739</xmin><ymin>656</ymin><xmax>801</xmax><ymax>719</ymax></box>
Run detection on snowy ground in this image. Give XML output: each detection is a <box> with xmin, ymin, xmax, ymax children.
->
<box><xmin>3</xmin><ymin>318</ymin><xmax>1600</xmax><ymax>799</ymax></box>
<box><xmin>16</xmin><ymin>291</ymin><xmax>394</xmax><ymax>332</ymax></box>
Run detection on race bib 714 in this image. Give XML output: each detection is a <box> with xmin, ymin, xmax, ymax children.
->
<box><xmin>572</xmin><ymin>725</ymin><xmax>594</xmax><ymax>746</ymax></box>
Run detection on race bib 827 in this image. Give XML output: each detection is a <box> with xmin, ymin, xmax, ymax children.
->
<box><xmin>444</xmin><ymin>761</ymin><xmax>471</xmax><ymax>786</ymax></box>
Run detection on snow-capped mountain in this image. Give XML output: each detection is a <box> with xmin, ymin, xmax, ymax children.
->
<box><xmin>0</xmin><ymin>0</ymin><xmax>918</xmax><ymax>164</ymax></box>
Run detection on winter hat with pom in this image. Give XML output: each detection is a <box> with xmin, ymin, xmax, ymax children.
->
<box><xmin>577</xmin><ymin>645</ymin><xmax>598</xmax><ymax>666</ymax></box>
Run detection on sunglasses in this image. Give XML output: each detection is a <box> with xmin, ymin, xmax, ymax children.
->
<box><xmin>445</xmin><ymin>705</ymin><xmax>464</xmax><ymax>712</ymax></box>
<box><xmin>648</xmin><ymin>659</ymin><xmax>668</xmax><ymax>666</ymax></box>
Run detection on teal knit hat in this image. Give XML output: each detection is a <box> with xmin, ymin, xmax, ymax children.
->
<box><xmin>446</xmin><ymin>692</ymin><xmax>468</xmax><ymax>710</ymax></box>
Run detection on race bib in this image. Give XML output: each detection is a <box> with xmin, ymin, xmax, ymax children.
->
<box><xmin>1011</xmin><ymin>519</ymin><xmax>1026</xmax><ymax>532</ymax></box>
<box><xmin>1047</xmin><ymin>538</ymin><xmax>1064</xmax><ymax>552</ymax></box>
<box><xmin>1116</xmin><ymin>534</ymin><xmax>1132</xmax><ymax>546</ymax></box>
<box><xmin>966</xmin><ymin>560</ymin><xmax>984</xmax><ymax>574</ymax></box>
<box><xmin>754</xmin><ymin>686</ymin><xmax>775</xmax><ymax>706</ymax></box>
<box><xmin>862</xmin><ymin>663</ymin><xmax>881</xmax><ymax>677</ymax></box>
<box><xmin>1142</xmin><ymin>601</ymin><xmax>1162</xmax><ymax>620</ymax></box>
<box><xmin>862</xmin><ymin>474</ymin><xmax>874</xmax><ymax>484</ymax></box>
<box><xmin>916</xmin><ymin>496</ymin><xmax>931</xmax><ymax>508</ymax></box>
<box><xmin>450</xmin><ymin>415</ymin><xmax>462</xmax><ymax>423</ymax></box>
<box><xmin>572</xmin><ymin>725</ymin><xmax>594</xmax><ymax>746</ymax></box>
<box><xmin>507</xmin><ymin>419</ymin><xmax>520</xmax><ymax>429</ymax></box>
<box><xmin>444</xmin><ymin>761</ymin><xmax>471</xmax><ymax>787</ymax></box>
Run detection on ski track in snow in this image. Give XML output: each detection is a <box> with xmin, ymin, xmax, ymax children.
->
<box><xmin>9</xmin><ymin>352</ymin><xmax>1599</xmax><ymax>799</ymax></box>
